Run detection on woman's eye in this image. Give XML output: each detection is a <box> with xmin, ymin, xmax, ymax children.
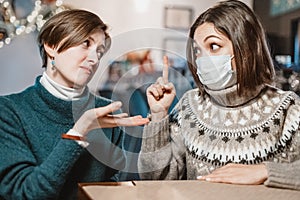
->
<box><xmin>194</xmin><ymin>47</ymin><xmax>201</xmax><ymax>56</ymax></box>
<box><xmin>96</xmin><ymin>46</ymin><xmax>105</xmax><ymax>60</ymax></box>
<box><xmin>97</xmin><ymin>51</ymin><xmax>103</xmax><ymax>60</ymax></box>
<box><xmin>211</xmin><ymin>44</ymin><xmax>220</xmax><ymax>51</ymax></box>
<box><xmin>83</xmin><ymin>40</ymin><xmax>90</xmax><ymax>47</ymax></box>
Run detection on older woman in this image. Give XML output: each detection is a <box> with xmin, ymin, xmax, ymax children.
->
<box><xmin>0</xmin><ymin>9</ymin><xmax>148</xmax><ymax>199</ymax></box>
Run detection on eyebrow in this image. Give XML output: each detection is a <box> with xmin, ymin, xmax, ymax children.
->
<box><xmin>87</xmin><ymin>36</ymin><xmax>95</xmax><ymax>43</ymax></box>
<box><xmin>193</xmin><ymin>44</ymin><xmax>200</xmax><ymax>50</ymax></box>
<box><xmin>87</xmin><ymin>36</ymin><xmax>106</xmax><ymax>49</ymax></box>
<box><xmin>203</xmin><ymin>35</ymin><xmax>222</xmax><ymax>42</ymax></box>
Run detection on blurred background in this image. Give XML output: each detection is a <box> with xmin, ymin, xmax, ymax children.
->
<box><xmin>1</xmin><ymin>0</ymin><xmax>300</xmax><ymax>97</ymax></box>
<box><xmin>0</xmin><ymin>0</ymin><xmax>253</xmax><ymax>96</ymax></box>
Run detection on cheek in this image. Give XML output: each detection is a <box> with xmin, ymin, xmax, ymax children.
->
<box><xmin>231</xmin><ymin>59</ymin><xmax>237</xmax><ymax>70</ymax></box>
<box><xmin>68</xmin><ymin>50</ymin><xmax>85</xmax><ymax>60</ymax></box>
<box><xmin>66</xmin><ymin>46</ymin><xmax>87</xmax><ymax>58</ymax></box>
<box><xmin>60</xmin><ymin>51</ymin><xmax>86</xmax><ymax>65</ymax></box>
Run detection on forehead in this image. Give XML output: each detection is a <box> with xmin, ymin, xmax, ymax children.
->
<box><xmin>194</xmin><ymin>22</ymin><xmax>229</xmax><ymax>43</ymax></box>
<box><xmin>56</xmin><ymin>29</ymin><xmax>106</xmax><ymax>51</ymax></box>
<box><xmin>89</xmin><ymin>30</ymin><xmax>106</xmax><ymax>46</ymax></box>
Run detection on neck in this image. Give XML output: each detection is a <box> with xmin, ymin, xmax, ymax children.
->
<box><xmin>204</xmin><ymin>84</ymin><xmax>265</xmax><ymax>107</ymax></box>
<box><xmin>40</xmin><ymin>72</ymin><xmax>87</xmax><ymax>101</ymax></box>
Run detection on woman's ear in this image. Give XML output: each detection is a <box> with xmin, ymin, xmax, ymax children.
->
<box><xmin>44</xmin><ymin>43</ymin><xmax>56</xmax><ymax>58</ymax></box>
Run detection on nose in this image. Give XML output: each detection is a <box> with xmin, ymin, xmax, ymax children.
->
<box><xmin>198</xmin><ymin>49</ymin><xmax>211</xmax><ymax>57</ymax></box>
<box><xmin>87</xmin><ymin>47</ymin><xmax>99</xmax><ymax>64</ymax></box>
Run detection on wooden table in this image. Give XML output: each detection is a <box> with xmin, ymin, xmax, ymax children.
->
<box><xmin>78</xmin><ymin>180</ymin><xmax>300</xmax><ymax>200</ymax></box>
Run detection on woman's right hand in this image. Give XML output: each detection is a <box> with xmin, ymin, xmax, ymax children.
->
<box><xmin>146</xmin><ymin>56</ymin><xmax>176</xmax><ymax>121</ymax></box>
<box><xmin>73</xmin><ymin>101</ymin><xmax>149</xmax><ymax>136</ymax></box>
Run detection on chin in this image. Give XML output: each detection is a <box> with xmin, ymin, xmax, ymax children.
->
<box><xmin>75</xmin><ymin>75</ymin><xmax>92</xmax><ymax>87</ymax></box>
<box><xmin>73</xmin><ymin>80</ymin><xmax>89</xmax><ymax>88</ymax></box>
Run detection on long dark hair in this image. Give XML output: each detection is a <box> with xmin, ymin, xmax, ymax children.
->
<box><xmin>187</xmin><ymin>0</ymin><xmax>274</xmax><ymax>95</ymax></box>
<box><xmin>38</xmin><ymin>9</ymin><xmax>111</xmax><ymax>68</ymax></box>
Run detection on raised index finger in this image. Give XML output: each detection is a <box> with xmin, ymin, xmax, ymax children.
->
<box><xmin>163</xmin><ymin>55</ymin><xmax>169</xmax><ymax>84</ymax></box>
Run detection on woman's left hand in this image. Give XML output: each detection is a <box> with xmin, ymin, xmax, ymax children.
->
<box><xmin>197</xmin><ymin>163</ymin><xmax>268</xmax><ymax>185</ymax></box>
<box><xmin>73</xmin><ymin>101</ymin><xmax>149</xmax><ymax>136</ymax></box>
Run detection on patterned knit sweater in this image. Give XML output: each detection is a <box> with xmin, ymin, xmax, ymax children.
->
<box><xmin>138</xmin><ymin>85</ymin><xmax>300</xmax><ymax>190</ymax></box>
<box><xmin>0</xmin><ymin>77</ymin><xmax>126</xmax><ymax>200</ymax></box>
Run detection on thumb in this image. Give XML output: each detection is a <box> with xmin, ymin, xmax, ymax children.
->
<box><xmin>164</xmin><ymin>82</ymin><xmax>175</xmax><ymax>92</ymax></box>
<box><xmin>94</xmin><ymin>101</ymin><xmax>122</xmax><ymax>117</ymax></box>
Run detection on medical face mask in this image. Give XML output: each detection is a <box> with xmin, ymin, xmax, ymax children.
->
<box><xmin>196</xmin><ymin>55</ymin><xmax>236</xmax><ymax>90</ymax></box>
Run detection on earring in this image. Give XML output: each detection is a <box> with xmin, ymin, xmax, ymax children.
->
<box><xmin>51</xmin><ymin>58</ymin><xmax>55</xmax><ymax>70</ymax></box>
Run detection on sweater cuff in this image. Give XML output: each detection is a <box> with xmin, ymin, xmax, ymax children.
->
<box><xmin>141</xmin><ymin>116</ymin><xmax>170</xmax><ymax>152</ymax></box>
<box><xmin>264</xmin><ymin>161</ymin><xmax>300</xmax><ymax>190</ymax></box>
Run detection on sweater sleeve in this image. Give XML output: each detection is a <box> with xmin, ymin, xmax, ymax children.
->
<box><xmin>0</xmin><ymin>97</ymin><xmax>85</xmax><ymax>200</ymax></box>
<box><xmin>264</xmin><ymin>160</ymin><xmax>300</xmax><ymax>190</ymax></box>
<box><xmin>138</xmin><ymin>104</ymin><xmax>186</xmax><ymax>180</ymax></box>
<box><xmin>264</xmin><ymin>100</ymin><xmax>300</xmax><ymax>191</ymax></box>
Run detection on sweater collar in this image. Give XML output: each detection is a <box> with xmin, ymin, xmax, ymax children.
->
<box><xmin>204</xmin><ymin>84</ymin><xmax>265</xmax><ymax>107</ymax></box>
<box><xmin>34</xmin><ymin>76</ymin><xmax>94</xmax><ymax>123</ymax></box>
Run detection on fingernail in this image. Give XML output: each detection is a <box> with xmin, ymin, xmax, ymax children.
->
<box><xmin>205</xmin><ymin>178</ymin><xmax>211</xmax><ymax>181</ymax></box>
<box><xmin>196</xmin><ymin>176</ymin><xmax>202</xmax><ymax>179</ymax></box>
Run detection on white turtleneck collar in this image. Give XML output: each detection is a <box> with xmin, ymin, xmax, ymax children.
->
<box><xmin>40</xmin><ymin>72</ymin><xmax>86</xmax><ymax>101</ymax></box>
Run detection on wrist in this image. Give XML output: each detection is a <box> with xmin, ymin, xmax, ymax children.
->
<box><xmin>72</xmin><ymin>125</ymin><xmax>88</xmax><ymax>137</ymax></box>
<box><xmin>150</xmin><ymin>110</ymin><xmax>168</xmax><ymax>122</ymax></box>
<box><xmin>260</xmin><ymin>163</ymin><xmax>268</xmax><ymax>181</ymax></box>
<box><xmin>61</xmin><ymin>129</ymin><xmax>89</xmax><ymax>148</ymax></box>
<box><xmin>63</xmin><ymin>129</ymin><xmax>85</xmax><ymax>139</ymax></box>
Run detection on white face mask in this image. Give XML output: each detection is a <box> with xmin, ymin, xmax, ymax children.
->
<box><xmin>196</xmin><ymin>55</ymin><xmax>236</xmax><ymax>90</ymax></box>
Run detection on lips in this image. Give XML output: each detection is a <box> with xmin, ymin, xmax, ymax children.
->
<box><xmin>80</xmin><ymin>66</ymin><xmax>93</xmax><ymax>74</ymax></box>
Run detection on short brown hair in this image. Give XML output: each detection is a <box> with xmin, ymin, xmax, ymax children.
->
<box><xmin>38</xmin><ymin>9</ymin><xmax>111</xmax><ymax>68</ymax></box>
<box><xmin>186</xmin><ymin>0</ymin><xmax>275</xmax><ymax>95</ymax></box>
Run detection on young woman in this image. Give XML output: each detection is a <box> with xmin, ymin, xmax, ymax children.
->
<box><xmin>0</xmin><ymin>9</ymin><xmax>148</xmax><ymax>199</ymax></box>
<box><xmin>138</xmin><ymin>0</ymin><xmax>300</xmax><ymax>190</ymax></box>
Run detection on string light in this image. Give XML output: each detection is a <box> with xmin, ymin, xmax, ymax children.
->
<box><xmin>0</xmin><ymin>0</ymin><xmax>67</xmax><ymax>48</ymax></box>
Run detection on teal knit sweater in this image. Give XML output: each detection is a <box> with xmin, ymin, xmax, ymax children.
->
<box><xmin>0</xmin><ymin>77</ymin><xmax>126</xmax><ymax>200</ymax></box>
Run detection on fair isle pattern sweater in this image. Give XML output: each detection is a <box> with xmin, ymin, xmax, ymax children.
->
<box><xmin>138</xmin><ymin>85</ymin><xmax>300</xmax><ymax>190</ymax></box>
<box><xmin>0</xmin><ymin>77</ymin><xmax>125</xmax><ymax>200</ymax></box>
